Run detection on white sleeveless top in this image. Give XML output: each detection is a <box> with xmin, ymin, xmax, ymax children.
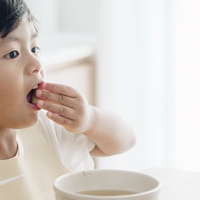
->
<box><xmin>0</xmin><ymin>111</ymin><xmax>95</xmax><ymax>200</ymax></box>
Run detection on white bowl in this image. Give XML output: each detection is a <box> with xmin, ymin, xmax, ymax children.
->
<box><xmin>54</xmin><ymin>169</ymin><xmax>161</xmax><ymax>200</ymax></box>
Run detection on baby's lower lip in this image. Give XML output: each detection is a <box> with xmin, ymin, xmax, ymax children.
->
<box><xmin>28</xmin><ymin>102</ymin><xmax>41</xmax><ymax>111</ymax></box>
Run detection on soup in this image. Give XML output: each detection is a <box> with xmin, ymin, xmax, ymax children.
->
<box><xmin>77</xmin><ymin>189</ymin><xmax>138</xmax><ymax>196</ymax></box>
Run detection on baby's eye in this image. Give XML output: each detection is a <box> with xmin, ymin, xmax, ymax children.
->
<box><xmin>5</xmin><ymin>50</ymin><xmax>19</xmax><ymax>59</ymax></box>
<box><xmin>32</xmin><ymin>46</ymin><xmax>41</xmax><ymax>54</ymax></box>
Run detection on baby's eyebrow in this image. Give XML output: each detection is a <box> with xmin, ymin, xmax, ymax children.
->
<box><xmin>0</xmin><ymin>32</ymin><xmax>38</xmax><ymax>44</ymax></box>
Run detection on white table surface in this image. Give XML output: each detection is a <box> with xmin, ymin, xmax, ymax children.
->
<box><xmin>143</xmin><ymin>168</ymin><xmax>200</xmax><ymax>200</ymax></box>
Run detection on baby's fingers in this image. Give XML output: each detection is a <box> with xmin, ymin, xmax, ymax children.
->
<box><xmin>39</xmin><ymin>82</ymin><xmax>78</xmax><ymax>98</ymax></box>
<box><xmin>46</xmin><ymin>112</ymin><xmax>73</xmax><ymax>127</ymax></box>
<box><xmin>36</xmin><ymin>89</ymin><xmax>75</xmax><ymax>107</ymax></box>
<box><xmin>37</xmin><ymin>100</ymin><xmax>75</xmax><ymax>120</ymax></box>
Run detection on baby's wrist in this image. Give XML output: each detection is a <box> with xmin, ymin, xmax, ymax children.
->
<box><xmin>82</xmin><ymin>106</ymin><xmax>96</xmax><ymax>136</ymax></box>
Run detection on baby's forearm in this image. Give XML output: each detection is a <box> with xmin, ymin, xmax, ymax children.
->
<box><xmin>83</xmin><ymin>106</ymin><xmax>136</xmax><ymax>156</ymax></box>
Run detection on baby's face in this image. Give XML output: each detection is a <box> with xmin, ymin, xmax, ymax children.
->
<box><xmin>0</xmin><ymin>16</ymin><xmax>43</xmax><ymax>129</ymax></box>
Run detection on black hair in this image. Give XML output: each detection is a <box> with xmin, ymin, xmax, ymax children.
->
<box><xmin>0</xmin><ymin>0</ymin><xmax>38</xmax><ymax>38</ymax></box>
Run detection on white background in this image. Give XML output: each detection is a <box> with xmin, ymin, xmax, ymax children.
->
<box><xmin>26</xmin><ymin>0</ymin><xmax>200</xmax><ymax>172</ymax></box>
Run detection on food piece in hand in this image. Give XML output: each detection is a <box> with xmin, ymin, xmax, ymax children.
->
<box><xmin>26</xmin><ymin>85</ymin><xmax>40</xmax><ymax>105</ymax></box>
<box><xmin>31</xmin><ymin>92</ymin><xmax>38</xmax><ymax>104</ymax></box>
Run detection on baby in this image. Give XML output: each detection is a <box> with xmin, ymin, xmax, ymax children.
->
<box><xmin>0</xmin><ymin>0</ymin><xmax>136</xmax><ymax>199</ymax></box>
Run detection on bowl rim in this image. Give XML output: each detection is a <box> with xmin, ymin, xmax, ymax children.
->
<box><xmin>53</xmin><ymin>169</ymin><xmax>162</xmax><ymax>199</ymax></box>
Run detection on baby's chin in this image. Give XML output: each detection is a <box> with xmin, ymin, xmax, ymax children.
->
<box><xmin>17</xmin><ymin>112</ymin><xmax>40</xmax><ymax>129</ymax></box>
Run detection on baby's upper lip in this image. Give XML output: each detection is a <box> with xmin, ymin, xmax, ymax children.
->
<box><xmin>27</xmin><ymin>80</ymin><xmax>44</xmax><ymax>97</ymax></box>
<box><xmin>26</xmin><ymin>80</ymin><xmax>44</xmax><ymax>103</ymax></box>
<box><xmin>32</xmin><ymin>81</ymin><xmax>44</xmax><ymax>90</ymax></box>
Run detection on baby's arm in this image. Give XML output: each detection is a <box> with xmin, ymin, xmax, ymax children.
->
<box><xmin>82</xmin><ymin>106</ymin><xmax>136</xmax><ymax>156</ymax></box>
<box><xmin>35</xmin><ymin>82</ymin><xmax>136</xmax><ymax>157</ymax></box>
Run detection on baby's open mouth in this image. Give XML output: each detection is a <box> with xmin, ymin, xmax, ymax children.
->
<box><xmin>26</xmin><ymin>87</ymin><xmax>38</xmax><ymax>105</ymax></box>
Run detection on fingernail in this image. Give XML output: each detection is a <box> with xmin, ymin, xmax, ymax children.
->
<box><xmin>47</xmin><ymin>112</ymin><xmax>53</xmax><ymax>117</ymax></box>
<box><xmin>37</xmin><ymin>100</ymin><xmax>44</xmax><ymax>107</ymax></box>
<box><xmin>36</xmin><ymin>89</ymin><xmax>42</xmax><ymax>97</ymax></box>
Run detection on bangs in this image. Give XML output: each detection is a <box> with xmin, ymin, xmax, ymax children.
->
<box><xmin>0</xmin><ymin>0</ymin><xmax>38</xmax><ymax>38</ymax></box>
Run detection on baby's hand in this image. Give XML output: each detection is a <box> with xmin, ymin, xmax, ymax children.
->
<box><xmin>35</xmin><ymin>82</ymin><xmax>93</xmax><ymax>133</ymax></box>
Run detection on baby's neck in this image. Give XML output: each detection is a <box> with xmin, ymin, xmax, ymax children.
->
<box><xmin>0</xmin><ymin>128</ymin><xmax>18</xmax><ymax>160</ymax></box>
